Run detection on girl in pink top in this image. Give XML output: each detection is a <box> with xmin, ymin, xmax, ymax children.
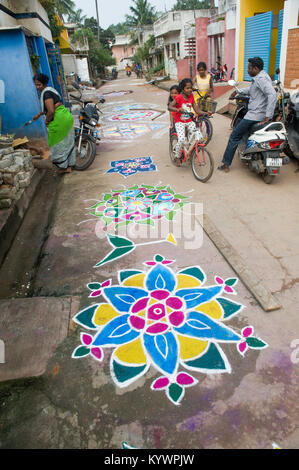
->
<box><xmin>168</xmin><ymin>78</ymin><xmax>207</xmax><ymax>165</ymax></box>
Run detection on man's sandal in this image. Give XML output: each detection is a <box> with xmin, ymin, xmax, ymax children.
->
<box><xmin>217</xmin><ymin>164</ymin><xmax>230</xmax><ymax>173</ymax></box>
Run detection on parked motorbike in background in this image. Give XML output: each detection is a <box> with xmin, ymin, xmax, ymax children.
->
<box><xmin>284</xmin><ymin>90</ymin><xmax>299</xmax><ymax>161</ymax></box>
<box><xmin>272</xmin><ymin>68</ymin><xmax>299</xmax><ymax>161</ymax></box>
<box><xmin>228</xmin><ymin>79</ymin><xmax>289</xmax><ymax>184</ymax></box>
<box><xmin>210</xmin><ymin>59</ymin><xmax>227</xmax><ymax>82</ymax></box>
<box><xmin>70</xmin><ymin>82</ymin><xmax>105</xmax><ymax>170</ymax></box>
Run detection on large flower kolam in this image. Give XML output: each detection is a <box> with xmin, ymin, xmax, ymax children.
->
<box><xmin>72</xmin><ymin>255</ymin><xmax>268</xmax><ymax>405</ymax></box>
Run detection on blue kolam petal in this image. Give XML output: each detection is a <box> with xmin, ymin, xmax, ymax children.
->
<box><xmin>92</xmin><ymin>315</ymin><xmax>140</xmax><ymax>346</ymax></box>
<box><xmin>175</xmin><ymin>311</ymin><xmax>241</xmax><ymax>342</ymax></box>
<box><xmin>146</xmin><ymin>264</ymin><xmax>176</xmax><ymax>292</ymax></box>
<box><xmin>175</xmin><ymin>286</ymin><xmax>222</xmax><ymax>309</ymax></box>
<box><xmin>103</xmin><ymin>286</ymin><xmax>148</xmax><ymax>312</ymax></box>
<box><xmin>143</xmin><ymin>332</ymin><xmax>179</xmax><ymax>375</ymax></box>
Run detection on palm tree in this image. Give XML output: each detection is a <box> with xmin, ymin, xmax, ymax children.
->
<box><xmin>125</xmin><ymin>0</ymin><xmax>157</xmax><ymax>27</ymax></box>
<box><xmin>67</xmin><ymin>8</ymin><xmax>87</xmax><ymax>26</ymax></box>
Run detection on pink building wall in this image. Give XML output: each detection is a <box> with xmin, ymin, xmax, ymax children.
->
<box><xmin>195</xmin><ymin>18</ymin><xmax>209</xmax><ymax>71</ymax></box>
<box><xmin>224</xmin><ymin>27</ymin><xmax>235</xmax><ymax>80</ymax></box>
<box><xmin>177</xmin><ymin>58</ymin><xmax>196</xmax><ymax>81</ymax></box>
<box><xmin>112</xmin><ymin>45</ymin><xmax>136</xmax><ymax>66</ymax></box>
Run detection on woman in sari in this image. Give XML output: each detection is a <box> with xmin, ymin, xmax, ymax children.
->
<box><xmin>32</xmin><ymin>73</ymin><xmax>76</xmax><ymax>174</ymax></box>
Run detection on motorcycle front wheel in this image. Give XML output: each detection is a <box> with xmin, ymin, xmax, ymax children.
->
<box><xmin>74</xmin><ymin>134</ymin><xmax>96</xmax><ymax>171</ymax></box>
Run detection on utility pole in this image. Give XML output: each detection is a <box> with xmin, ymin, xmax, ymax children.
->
<box><xmin>95</xmin><ymin>0</ymin><xmax>100</xmax><ymax>42</ymax></box>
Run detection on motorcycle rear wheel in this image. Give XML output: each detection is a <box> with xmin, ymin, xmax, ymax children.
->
<box><xmin>262</xmin><ymin>172</ymin><xmax>275</xmax><ymax>184</ymax></box>
<box><xmin>74</xmin><ymin>134</ymin><xmax>96</xmax><ymax>171</ymax></box>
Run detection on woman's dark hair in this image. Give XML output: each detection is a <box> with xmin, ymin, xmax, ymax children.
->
<box><xmin>168</xmin><ymin>85</ymin><xmax>180</xmax><ymax>104</ymax></box>
<box><xmin>248</xmin><ymin>57</ymin><xmax>264</xmax><ymax>71</ymax></box>
<box><xmin>33</xmin><ymin>73</ymin><xmax>49</xmax><ymax>85</ymax></box>
<box><xmin>178</xmin><ymin>78</ymin><xmax>193</xmax><ymax>93</ymax></box>
<box><xmin>197</xmin><ymin>62</ymin><xmax>207</xmax><ymax>71</ymax></box>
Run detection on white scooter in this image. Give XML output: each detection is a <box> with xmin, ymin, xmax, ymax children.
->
<box><xmin>228</xmin><ymin>80</ymin><xmax>290</xmax><ymax>184</ymax></box>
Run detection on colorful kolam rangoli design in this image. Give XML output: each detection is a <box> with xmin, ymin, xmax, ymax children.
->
<box><xmin>108</xmin><ymin>110</ymin><xmax>163</xmax><ymax>122</ymax></box>
<box><xmin>72</xmin><ymin>256</ymin><xmax>268</xmax><ymax>405</ymax></box>
<box><xmin>106</xmin><ymin>158</ymin><xmax>157</xmax><ymax>178</ymax></box>
<box><xmin>101</xmin><ymin>124</ymin><xmax>150</xmax><ymax>141</ymax></box>
<box><xmin>87</xmin><ymin>184</ymin><xmax>190</xmax><ymax>230</ymax></box>
<box><xmin>103</xmin><ymin>90</ymin><xmax>133</xmax><ymax>97</ymax></box>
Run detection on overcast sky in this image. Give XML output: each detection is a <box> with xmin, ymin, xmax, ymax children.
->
<box><xmin>73</xmin><ymin>0</ymin><xmax>177</xmax><ymax>29</ymax></box>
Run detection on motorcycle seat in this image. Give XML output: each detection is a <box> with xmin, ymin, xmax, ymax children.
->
<box><xmin>251</xmin><ymin>122</ymin><xmax>283</xmax><ymax>133</ymax></box>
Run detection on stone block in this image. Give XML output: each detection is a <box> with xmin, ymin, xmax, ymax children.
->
<box><xmin>19</xmin><ymin>176</ymin><xmax>31</xmax><ymax>188</ymax></box>
<box><xmin>0</xmin><ymin>147</ymin><xmax>14</xmax><ymax>156</ymax></box>
<box><xmin>0</xmin><ymin>198</ymin><xmax>12</xmax><ymax>209</ymax></box>
<box><xmin>0</xmin><ymin>185</ymin><xmax>17</xmax><ymax>200</ymax></box>
<box><xmin>2</xmin><ymin>164</ymin><xmax>23</xmax><ymax>174</ymax></box>
<box><xmin>0</xmin><ymin>156</ymin><xmax>14</xmax><ymax>169</ymax></box>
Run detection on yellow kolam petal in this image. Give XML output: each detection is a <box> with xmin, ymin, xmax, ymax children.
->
<box><xmin>123</xmin><ymin>274</ymin><xmax>146</xmax><ymax>288</ymax></box>
<box><xmin>93</xmin><ymin>304</ymin><xmax>119</xmax><ymax>326</ymax></box>
<box><xmin>196</xmin><ymin>300</ymin><xmax>223</xmax><ymax>320</ymax></box>
<box><xmin>178</xmin><ymin>334</ymin><xmax>208</xmax><ymax>361</ymax></box>
<box><xmin>115</xmin><ymin>338</ymin><xmax>147</xmax><ymax>365</ymax></box>
<box><xmin>176</xmin><ymin>274</ymin><xmax>201</xmax><ymax>289</ymax></box>
<box><xmin>166</xmin><ymin>233</ymin><xmax>177</xmax><ymax>245</ymax></box>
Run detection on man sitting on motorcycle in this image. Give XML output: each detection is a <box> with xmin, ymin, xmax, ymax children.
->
<box><xmin>218</xmin><ymin>57</ymin><xmax>277</xmax><ymax>173</ymax></box>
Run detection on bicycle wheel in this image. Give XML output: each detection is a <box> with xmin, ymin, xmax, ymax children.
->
<box><xmin>74</xmin><ymin>134</ymin><xmax>96</xmax><ymax>171</ymax></box>
<box><xmin>191</xmin><ymin>144</ymin><xmax>214</xmax><ymax>182</ymax></box>
<box><xmin>169</xmin><ymin>132</ymin><xmax>178</xmax><ymax>165</ymax></box>
<box><xmin>198</xmin><ymin>117</ymin><xmax>213</xmax><ymax>146</ymax></box>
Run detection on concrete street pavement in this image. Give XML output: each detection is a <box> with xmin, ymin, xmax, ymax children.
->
<box><xmin>0</xmin><ymin>75</ymin><xmax>298</xmax><ymax>449</ymax></box>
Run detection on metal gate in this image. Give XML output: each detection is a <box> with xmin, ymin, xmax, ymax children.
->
<box><xmin>46</xmin><ymin>43</ymin><xmax>68</xmax><ymax>105</ymax></box>
<box><xmin>274</xmin><ymin>9</ymin><xmax>284</xmax><ymax>80</ymax></box>
<box><xmin>244</xmin><ymin>11</ymin><xmax>273</xmax><ymax>81</ymax></box>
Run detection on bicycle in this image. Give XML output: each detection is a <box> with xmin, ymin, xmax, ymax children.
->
<box><xmin>193</xmin><ymin>91</ymin><xmax>216</xmax><ymax>145</ymax></box>
<box><xmin>169</xmin><ymin>113</ymin><xmax>214</xmax><ymax>182</ymax></box>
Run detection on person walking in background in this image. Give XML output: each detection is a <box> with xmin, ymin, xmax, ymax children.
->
<box><xmin>218</xmin><ymin>57</ymin><xmax>277</xmax><ymax>173</ymax></box>
<box><xmin>31</xmin><ymin>73</ymin><xmax>76</xmax><ymax>174</ymax></box>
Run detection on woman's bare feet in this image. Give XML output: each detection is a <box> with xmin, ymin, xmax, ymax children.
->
<box><xmin>58</xmin><ymin>167</ymin><xmax>72</xmax><ymax>174</ymax></box>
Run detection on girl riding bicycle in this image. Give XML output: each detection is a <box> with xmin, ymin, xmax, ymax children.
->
<box><xmin>168</xmin><ymin>78</ymin><xmax>207</xmax><ymax>166</ymax></box>
<box><xmin>168</xmin><ymin>85</ymin><xmax>180</xmax><ymax>131</ymax></box>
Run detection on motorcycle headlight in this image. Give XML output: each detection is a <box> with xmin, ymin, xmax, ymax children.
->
<box><xmin>90</xmin><ymin>119</ymin><xmax>97</xmax><ymax>126</ymax></box>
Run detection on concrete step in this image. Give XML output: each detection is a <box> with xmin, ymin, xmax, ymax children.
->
<box><xmin>0</xmin><ymin>296</ymin><xmax>80</xmax><ymax>382</ymax></box>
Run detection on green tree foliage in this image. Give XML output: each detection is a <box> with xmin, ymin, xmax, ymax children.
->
<box><xmin>67</xmin><ymin>8</ymin><xmax>87</xmax><ymax>26</ymax></box>
<box><xmin>83</xmin><ymin>18</ymin><xmax>115</xmax><ymax>49</ymax></box>
<box><xmin>172</xmin><ymin>0</ymin><xmax>211</xmax><ymax>10</ymax></box>
<box><xmin>40</xmin><ymin>0</ymin><xmax>75</xmax><ymax>37</ymax></box>
<box><xmin>125</xmin><ymin>0</ymin><xmax>157</xmax><ymax>27</ymax></box>
<box><xmin>72</xmin><ymin>28</ymin><xmax>115</xmax><ymax>76</ymax></box>
<box><xmin>108</xmin><ymin>22</ymin><xmax>131</xmax><ymax>36</ymax></box>
<box><xmin>132</xmin><ymin>34</ymin><xmax>155</xmax><ymax>68</ymax></box>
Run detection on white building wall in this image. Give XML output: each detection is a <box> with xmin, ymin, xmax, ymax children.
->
<box><xmin>76</xmin><ymin>57</ymin><xmax>90</xmax><ymax>82</ymax></box>
<box><xmin>0</xmin><ymin>0</ymin><xmax>52</xmax><ymax>42</ymax></box>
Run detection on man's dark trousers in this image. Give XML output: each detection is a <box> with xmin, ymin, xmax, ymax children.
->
<box><xmin>222</xmin><ymin>119</ymin><xmax>259</xmax><ymax>166</ymax></box>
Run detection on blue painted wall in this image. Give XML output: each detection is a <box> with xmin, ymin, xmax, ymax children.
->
<box><xmin>34</xmin><ymin>36</ymin><xmax>54</xmax><ymax>88</ymax></box>
<box><xmin>0</xmin><ymin>29</ymin><xmax>47</xmax><ymax>139</ymax></box>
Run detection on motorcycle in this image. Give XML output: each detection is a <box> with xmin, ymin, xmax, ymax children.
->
<box><xmin>284</xmin><ymin>90</ymin><xmax>299</xmax><ymax>161</ymax></box>
<box><xmin>210</xmin><ymin>61</ymin><xmax>227</xmax><ymax>82</ymax></box>
<box><xmin>228</xmin><ymin>79</ymin><xmax>289</xmax><ymax>184</ymax></box>
<box><xmin>70</xmin><ymin>82</ymin><xmax>105</xmax><ymax>170</ymax></box>
<box><xmin>126</xmin><ymin>70</ymin><xmax>132</xmax><ymax>77</ymax></box>
<box><xmin>272</xmin><ymin>68</ymin><xmax>299</xmax><ymax>161</ymax></box>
